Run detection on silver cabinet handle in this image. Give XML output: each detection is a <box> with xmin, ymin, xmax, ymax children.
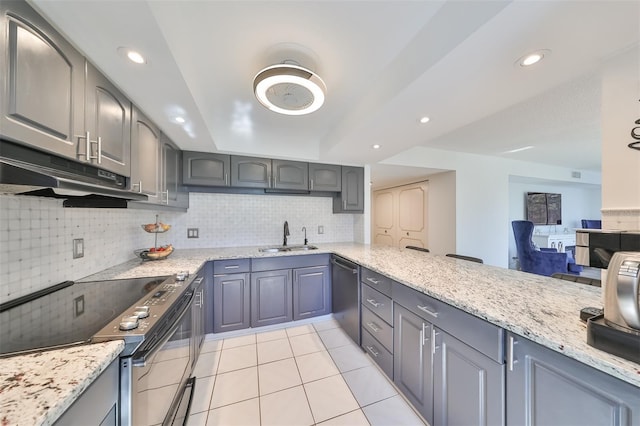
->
<box><xmin>422</xmin><ymin>323</ymin><xmax>429</xmax><ymax>346</ymax></box>
<box><xmin>343</xmin><ymin>199</ymin><xmax>347</xmax><ymax>210</ymax></box>
<box><xmin>365</xmin><ymin>345</ymin><xmax>379</xmax><ymax>357</ymax></box>
<box><xmin>366</xmin><ymin>321</ymin><xmax>381</xmax><ymax>333</ymax></box>
<box><xmin>225</xmin><ymin>172</ymin><xmax>228</xmax><ymax>185</ymax></box>
<box><xmin>96</xmin><ymin>136</ymin><xmax>102</xmax><ymax>164</ymax></box>
<box><xmin>366</xmin><ymin>298</ymin><xmax>382</xmax><ymax>308</ymax></box>
<box><xmin>431</xmin><ymin>328</ymin><xmax>438</xmax><ymax>355</ymax></box>
<box><xmin>268</xmin><ymin>175</ymin><xmax>272</xmax><ymax>188</ymax></box>
<box><xmin>417</xmin><ymin>304</ymin><xmax>438</xmax><ymax>318</ymax></box>
<box><xmin>310</xmin><ymin>179</ymin><xmax>314</xmax><ymax>190</ymax></box>
<box><xmin>224</xmin><ymin>265</ymin><xmax>240</xmax><ymax>270</ymax></box>
<box><xmin>366</xmin><ymin>277</ymin><xmax>380</xmax><ymax>285</ymax></box>
<box><xmin>508</xmin><ymin>335</ymin><xmax>518</xmax><ymax>371</ymax></box>
<box><xmin>132</xmin><ymin>181</ymin><xmax>142</xmax><ymax>193</ymax></box>
<box><xmin>331</xmin><ymin>258</ymin><xmax>358</xmax><ymax>274</ymax></box>
<box><xmin>162</xmin><ymin>190</ymin><xmax>169</xmax><ymax>204</ymax></box>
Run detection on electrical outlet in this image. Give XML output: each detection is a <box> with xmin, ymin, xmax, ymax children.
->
<box><xmin>318</xmin><ymin>225</ymin><xmax>324</xmax><ymax>234</ymax></box>
<box><xmin>73</xmin><ymin>238</ymin><xmax>84</xmax><ymax>259</ymax></box>
<box><xmin>187</xmin><ymin>228</ymin><xmax>199</xmax><ymax>238</ymax></box>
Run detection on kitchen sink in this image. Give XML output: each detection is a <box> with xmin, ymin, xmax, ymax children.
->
<box><xmin>259</xmin><ymin>245</ymin><xmax>318</xmax><ymax>253</ymax></box>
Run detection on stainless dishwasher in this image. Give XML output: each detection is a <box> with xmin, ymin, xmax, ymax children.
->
<box><xmin>331</xmin><ymin>255</ymin><xmax>360</xmax><ymax>345</ymax></box>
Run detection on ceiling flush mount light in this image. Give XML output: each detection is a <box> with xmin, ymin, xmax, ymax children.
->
<box><xmin>419</xmin><ymin>116</ymin><xmax>430</xmax><ymax>124</ymax></box>
<box><xmin>517</xmin><ymin>49</ymin><xmax>551</xmax><ymax>67</ymax></box>
<box><xmin>174</xmin><ymin>116</ymin><xmax>186</xmax><ymax>124</ymax></box>
<box><xmin>253</xmin><ymin>63</ymin><xmax>326</xmax><ymax>115</ymax></box>
<box><xmin>117</xmin><ymin>47</ymin><xmax>147</xmax><ymax>65</ymax></box>
<box><xmin>372</xmin><ymin>144</ymin><xmax>381</xmax><ymax>149</ymax></box>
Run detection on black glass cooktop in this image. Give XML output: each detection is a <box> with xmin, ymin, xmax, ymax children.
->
<box><xmin>0</xmin><ymin>276</ymin><xmax>168</xmax><ymax>357</ymax></box>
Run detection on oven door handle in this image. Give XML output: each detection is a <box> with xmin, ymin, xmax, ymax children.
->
<box><xmin>132</xmin><ymin>292</ymin><xmax>194</xmax><ymax>367</ymax></box>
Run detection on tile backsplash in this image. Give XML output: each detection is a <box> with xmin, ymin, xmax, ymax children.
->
<box><xmin>0</xmin><ymin>192</ymin><xmax>356</xmax><ymax>304</ymax></box>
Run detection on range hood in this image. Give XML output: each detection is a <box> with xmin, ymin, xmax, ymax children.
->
<box><xmin>0</xmin><ymin>141</ymin><xmax>147</xmax><ymax>207</ymax></box>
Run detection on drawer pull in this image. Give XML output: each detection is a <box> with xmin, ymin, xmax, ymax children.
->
<box><xmin>417</xmin><ymin>304</ymin><xmax>438</xmax><ymax>318</ymax></box>
<box><xmin>365</xmin><ymin>345</ymin><xmax>379</xmax><ymax>357</ymax></box>
<box><xmin>366</xmin><ymin>277</ymin><xmax>381</xmax><ymax>285</ymax></box>
<box><xmin>366</xmin><ymin>321</ymin><xmax>381</xmax><ymax>333</ymax></box>
<box><xmin>224</xmin><ymin>265</ymin><xmax>240</xmax><ymax>269</ymax></box>
<box><xmin>367</xmin><ymin>298</ymin><xmax>383</xmax><ymax>308</ymax></box>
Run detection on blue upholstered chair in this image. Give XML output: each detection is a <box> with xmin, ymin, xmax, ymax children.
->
<box><xmin>512</xmin><ymin>220</ymin><xmax>582</xmax><ymax>277</ymax></box>
<box><xmin>581</xmin><ymin>219</ymin><xmax>602</xmax><ymax>229</ymax></box>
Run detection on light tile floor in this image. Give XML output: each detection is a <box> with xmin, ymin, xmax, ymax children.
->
<box><xmin>188</xmin><ymin>318</ymin><xmax>426</xmax><ymax>426</ymax></box>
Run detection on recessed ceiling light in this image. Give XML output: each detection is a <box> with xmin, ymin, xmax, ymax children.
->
<box><xmin>372</xmin><ymin>144</ymin><xmax>381</xmax><ymax>149</ymax></box>
<box><xmin>517</xmin><ymin>49</ymin><xmax>551</xmax><ymax>67</ymax></box>
<box><xmin>419</xmin><ymin>116</ymin><xmax>430</xmax><ymax>124</ymax></box>
<box><xmin>174</xmin><ymin>116</ymin><xmax>186</xmax><ymax>124</ymax></box>
<box><xmin>253</xmin><ymin>63</ymin><xmax>326</xmax><ymax>116</ymax></box>
<box><xmin>117</xmin><ymin>47</ymin><xmax>147</xmax><ymax>64</ymax></box>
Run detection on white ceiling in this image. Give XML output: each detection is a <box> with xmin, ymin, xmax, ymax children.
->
<box><xmin>30</xmin><ymin>0</ymin><xmax>640</xmax><ymax>188</ymax></box>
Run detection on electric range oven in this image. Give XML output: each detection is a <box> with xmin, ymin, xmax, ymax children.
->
<box><xmin>0</xmin><ymin>273</ymin><xmax>200</xmax><ymax>426</ymax></box>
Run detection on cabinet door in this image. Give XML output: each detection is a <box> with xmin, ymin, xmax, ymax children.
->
<box><xmin>251</xmin><ymin>269</ymin><xmax>293</xmax><ymax>327</ymax></box>
<box><xmin>231</xmin><ymin>155</ymin><xmax>271</xmax><ymax>188</ymax></box>
<box><xmin>373</xmin><ymin>189</ymin><xmax>395</xmax><ymax>246</ymax></box>
<box><xmin>272</xmin><ymin>159</ymin><xmax>308</xmax><ymax>190</ymax></box>
<box><xmin>333</xmin><ymin>166</ymin><xmax>364</xmax><ymax>213</ymax></box>
<box><xmin>130</xmin><ymin>107</ymin><xmax>161</xmax><ymax>203</ymax></box>
<box><xmin>84</xmin><ymin>61</ymin><xmax>131</xmax><ymax>176</ymax></box>
<box><xmin>293</xmin><ymin>265</ymin><xmax>331</xmax><ymax>320</ymax></box>
<box><xmin>0</xmin><ymin>1</ymin><xmax>84</xmax><ymax>159</ymax></box>
<box><xmin>393</xmin><ymin>303</ymin><xmax>434</xmax><ymax>425</ymax></box>
<box><xmin>213</xmin><ymin>273</ymin><xmax>250</xmax><ymax>333</ymax></box>
<box><xmin>397</xmin><ymin>182</ymin><xmax>428</xmax><ymax>249</ymax></box>
<box><xmin>308</xmin><ymin>163</ymin><xmax>341</xmax><ymax>192</ymax></box>
<box><xmin>506</xmin><ymin>332</ymin><xmax>640</xmax><ymax>426</ymax></box>
<box><xmin>183</xmin><ymin>151</ymin><xmax>230</xmax><ymax>186</ymax></box>
<box><xmin>161</xmin><ymin>135</ymin><xmax>188</xmax><ymax>208</ymax></box>
<box><xmin>434</xmin><ymin>330</ymin><xmax>505</xmax><ymax>426</ymax></box>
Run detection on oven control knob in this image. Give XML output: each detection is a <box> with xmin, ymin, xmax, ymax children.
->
<box><xmin>133</xmin><ymin>306</ymin><xmax>150</xmax><ymax>319</ymax></box>
<box><xmin>119</xmin><ymin>316</ymin><xmax>139</xmax><ymax>331</ymax></box>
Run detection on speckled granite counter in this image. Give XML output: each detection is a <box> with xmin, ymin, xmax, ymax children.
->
<box><xmin>0</xmin><ymin>340</ymin><xmax>124</xmax><ymax>426</ymax></box>
<box><xmin>4</xmin><ymin>243</ymin><xmax>638</xmax><ymax>426</ymax></box>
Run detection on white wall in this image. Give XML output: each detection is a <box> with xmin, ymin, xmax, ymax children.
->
<box><xmin>382</xmin><ymin>147</ymin><xmax>601</xmax><ymax>268</ymax></box>
<box><xmin>0</xmin><ymin>192</ymin><xmax>355</xmax><ymax>304</ymax></box>
<box><xmin>507</xmin><ymin>179</ymin><xmax>602</xmax><ymax>268</ymax></box>
<box><xmin>426</xmin><ymin>171</ymin><xmax>456</xmax><ymax>256</ymax></box>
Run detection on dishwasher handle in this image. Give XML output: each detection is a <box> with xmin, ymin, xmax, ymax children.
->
<box><xmin>331</xmin><ymin>258</ymin><xmax>358</xmax><ymax>274</ymax></box>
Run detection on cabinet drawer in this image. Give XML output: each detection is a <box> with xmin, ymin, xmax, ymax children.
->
<box><xmin>361</xmin><ymin>267</ymin><xmax>392</xmax><ymax>297</ymax></box>
<box><xmin>393</xmin><ymin>282</ymin><xmax>503</xmax><ymax>363</ymax></box>
<box><xmin>213</xmin><ymin>258</ymin><xmax>251</xmax><ymax>274</ymax></box>
<box><xmin>361</xmin><ymin>283</ymin><xmax>393</xmax><ymax>326</ymax></box>
<box><xmin>362</xmin><ymin>306</ymin><xmax>393</xmax><ymax>353</ymax></box>
<box><xmin>362</xmin><ymin>329</ymin><xmax>393</xmax><ymax>379</ymax></box>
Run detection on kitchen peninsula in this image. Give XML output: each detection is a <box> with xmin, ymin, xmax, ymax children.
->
<box><xmin>2</xmin><ymin>243</ymin><xmax>639</xmax><ymax>426</ymax></box>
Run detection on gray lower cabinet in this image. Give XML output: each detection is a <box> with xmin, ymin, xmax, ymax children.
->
<box><xmin>434</xmin><ymin>330</ymin><xmax>504</xmax><ymax>426</ymax></box>
<box><xmin>506</xmin><ymin>332</ymin><xmax>640</xmax><ymax>426</ymax></box>
<box><xmin>55</xmin><ymin>358</ymin><xmax>118</xmax><ymax>426</ymax></box>
<box><xmin>84</xmin><ymin>61</ymin><xmax>131</xmax><ymax>177</ymax></box>
<box><xmin>1</xmin><ymin>0</ymin><xmax>84</xmax><ymax>160</ymax></box>
<box><xmin>333</xmin><ymin>166</ymin><xmax>364</xmax><ymax>213</ymax></box>
<box><xmin>251</xmin><ymin>269</ymin><xmax>293</xmax><ymax>327</ymax></box>
<box><xmin>130</xmin><ymin>106</ymin><xmax>161</xmax><ymax>203</ymax></box>
<box><xmin>394</xmin><ymin>303</ymin><xmax>434</xmax><ymax>424</ymax></box>
<box><xmin>293</xmin><ymin>265</ymin><xmax>331</xmax><ymax>320</ymax></box>
<box><xmin>231</xmin><ymin>155</ymin><xmax>271</xmax><ymax>188</ymax></box>
<box><xmin>183</xmin><ymin>151</ymin><xmax>230</xmax><ymax>186</ymax></box>
<box><xmin>309</xmin><ymin>163</ymin><xmax>342</xmax><ymax>192</ymax></box>
<box><xmin>213</xmin><ymin>272</ymin><xmax>250</xmax><ymax>333</ymax></box>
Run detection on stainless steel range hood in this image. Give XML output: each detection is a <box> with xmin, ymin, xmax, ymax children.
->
<box><xmin>0</xmin><ymin>141</ymin><xmax>147</xmax><ymax>207</ymax></box>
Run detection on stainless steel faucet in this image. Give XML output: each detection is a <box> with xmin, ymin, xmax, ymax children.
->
<box><xmin>283</xmin><ymin>221</ymin><xmax>290</xmax><ymax>246</ymax></box>
<box><xmin>302</xmin><ymin>226</ymin><xmax>307</xmax><ymax>245</ymax></box>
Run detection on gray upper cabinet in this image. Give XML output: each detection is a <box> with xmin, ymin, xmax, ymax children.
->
<box><xmin>293</xmin><ymin>265</ymin><xmax>331</xmax><ymax>320</ymax></box>
<box><xmin>183</xmin><ymin>151</ymin><xmax>230</xmax><ymax>187</ymax></box>
<box><xmin>506</xmin><ymin>332</ymin><xmax>640</xmax><ymax>426</ymax></box>
<box><xmin>161</xmin><ymin>135</ymin><xmax>188</xmax><ymax>209</ymax></box>
<box><xmin>251</xmin><ymin>269</ymin><xmax>293</xmax><ymax>327</ymax></box>
<box><xmin>231</xmin><ymin>155</ymin><xmax>271</xmax><ymax>188</ymax></box>
<box><xmin>309</xmin><ymin>163</ymin><xmax>342</xmax><ymax>192</ymax></box>
<box><xmin>272</xmin><ymin>159</ymin><xmax>308</xmax><ymax>190</ymax></box>
<box><xmin>130</xmin><ymin>106</ymin><xmax>161</xmax><ymax>204</ymax></box>
<box><xmin>333</xmin><ymin>166</ymin><xmax>364</xmax><ymax>213</ymax></box>
<box><xmin>0</xmin><ymin>0</ymin><xmax>84</xmax><ymax>159</ymax></box>
<box><xmin>83</xmin><ymin>62</ymin><xmax>131</xmax><ymax>176</ymax></box>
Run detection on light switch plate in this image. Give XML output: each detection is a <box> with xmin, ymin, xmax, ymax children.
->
<box><xmin>187</xmin><ymin>228</ymin><xmax>199</xmax><ymax>238</ymax></box>
<box><xmin>73</xmin><ymin>238</ymin><xmax>84</xmax><ymax>258</ymax></box>
<box><xmin>318</xmin><ymin>225</ymin><xmax>324</xmax><ymax>234</ymax></box>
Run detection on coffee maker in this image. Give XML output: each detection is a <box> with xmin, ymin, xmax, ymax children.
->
<box><xmin>587</xmin><ymin>251</ymin><xmax>640</xmax><ymax>363</ymax></box>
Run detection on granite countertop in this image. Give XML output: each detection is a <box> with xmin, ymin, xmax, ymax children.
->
<box><xmin>3</xmin><ymin>243</ymin><xmax>638</xmax><ymax>426</ymax></box>
<box><xmin>0</xmin><ymin>341</ymin><xmax>124</xmax><ymax>426</ymax></box>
